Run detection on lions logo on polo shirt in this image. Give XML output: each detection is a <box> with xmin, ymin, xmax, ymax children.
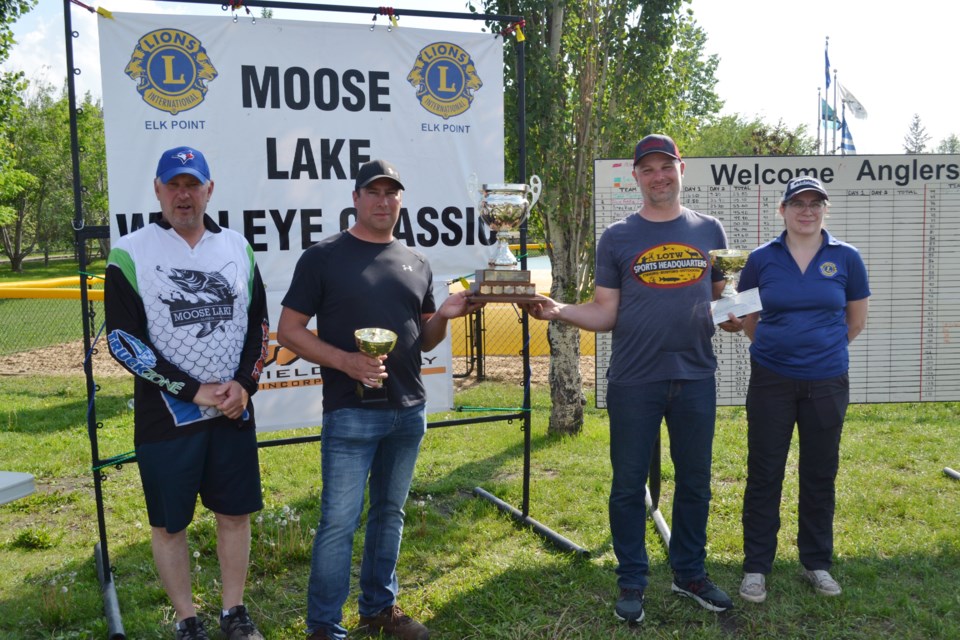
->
<box><xmin>819</xmin><ymin>261</ymin><xmax>839</xmax><ymax>277</ymax></box>
<box><xmin>407</xmin><ymin>42</ymin><xmax>482</xmax><ymax>119</ymax></box>
<box><xmin>124</xmin><ymin>28</ymin><xmax>218</xmax><ymax>116</ymax></box>
<box><xmin>631</xmin><ymin>243</ymin><xmax>709</xmax><ymax>288</ymax></box>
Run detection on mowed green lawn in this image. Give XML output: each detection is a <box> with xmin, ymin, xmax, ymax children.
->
<box><xmin>1</xmin><ymin>371</ymin><xmax>958</xmax><ymax>639</ymax></box>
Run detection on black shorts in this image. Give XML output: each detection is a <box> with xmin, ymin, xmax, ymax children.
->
<box><xmin>136</xmin><ymin>421</ymin><xmax>263</xmax><ymax>533</ymax></box>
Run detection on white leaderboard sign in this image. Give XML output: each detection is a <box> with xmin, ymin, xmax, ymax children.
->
<box><xmin>100</xmin><ymin>13</ymin><xmax>505</xmax><ymax>430</ymax></box>
<box><xmin>594</xmin><ymin>155</ymin><xmax>960</xmax><ymax>406</ymax></box>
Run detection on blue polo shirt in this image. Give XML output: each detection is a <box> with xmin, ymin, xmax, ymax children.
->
<box><xmin>739</xmin><ymin>229</ymin><xmax>870</xmax><ymax>380</ymax></box>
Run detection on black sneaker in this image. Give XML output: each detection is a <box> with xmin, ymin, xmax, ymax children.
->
<box><xmin>219</xmin><ymin>605</ymin><xmax>265</xmax><ymax>640</ymax></box>
<box><xmin>175</xmin><ymin>617</ymin><xmax>210</xmax><ymax>640</ymax></box>
<box><xmin>614</xmin><ymin>587</ymin><xmax>645</xmax><ymax>623</ymax></box>
<box><xmin>672</xmin><ymin>576</ymin><xmax>734</xmax><ymax>612</ymax></box>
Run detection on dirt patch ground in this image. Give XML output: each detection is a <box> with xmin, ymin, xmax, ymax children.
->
<box><xmin>0</xmin><ymin>339</ymin><xmax>129</xmax><ymax>377</ymax></box>
<box><xmin>1</xmin><ymin>341</ymin><xmax>598</xmax><ymax>390</ymax></box>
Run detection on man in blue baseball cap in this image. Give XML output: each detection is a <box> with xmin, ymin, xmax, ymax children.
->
<box><xmin>105</xmin><ymin>146</ymin><xmax>269</xmax><ymax>640</ymax></box>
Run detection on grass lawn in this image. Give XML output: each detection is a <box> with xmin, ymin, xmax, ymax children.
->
<box><xmin>1</xmin><ymin>372</ymin><xmax>958</xmax><ymax>639</ymax></box>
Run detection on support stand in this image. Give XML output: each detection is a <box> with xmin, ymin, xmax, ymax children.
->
<box><xmin>645</xmin><ymin>436</ymin><xmax>671</xmax><ymax>547</ymax></box>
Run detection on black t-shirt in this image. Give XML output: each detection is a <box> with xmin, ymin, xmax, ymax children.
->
<box><xmin>282</xmin><ymin>231</ymin><xmax>437</xmax><ymax>412</ymax></box>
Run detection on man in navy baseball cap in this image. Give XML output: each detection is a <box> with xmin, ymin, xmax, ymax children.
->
<box><xmin>633</xmin><ymin>134</ymin><xmax>681</xmax><ymax>165</ymax></box>
<box><xmin>156</xmin><ymin>146</ymin><xmax>211</xmax><ymax>184</ymax></box>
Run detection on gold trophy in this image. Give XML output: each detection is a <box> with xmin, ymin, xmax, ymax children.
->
<box><xmin>469</xmin><ymin>175</ymin><xmax>543</xmax><ymax>302</ymax></box>
<box><xmin>354</xmin><ymin>327</ymin><xmax>397</xmax><ymax>403</ymax></box>
<box><xmin>708</xmin><ymin>249</ymin><xmax>761</xmax><ymax>324</ymax></box>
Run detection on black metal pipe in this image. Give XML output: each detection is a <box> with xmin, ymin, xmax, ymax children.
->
<box><xmin>95</xmin><ymin>543</ymin><xmax>126</xmax><ymax>639</ymax></box>
<box><xmin>473</xmin><ymin>487</ymin><xmax>589</xmax><ymax>557</ymax></box>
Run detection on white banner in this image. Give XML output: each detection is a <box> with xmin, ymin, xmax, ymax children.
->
<box><xmin>99</xmin><ymin>13</ymin><xmax>504</xmax><ymax>430</ymax></box>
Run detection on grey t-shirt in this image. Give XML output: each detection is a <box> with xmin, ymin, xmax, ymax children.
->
<box><xmin>595</xmin><ymin>208</ymin><xmax>727</xmax><ymax>384</ymax></box>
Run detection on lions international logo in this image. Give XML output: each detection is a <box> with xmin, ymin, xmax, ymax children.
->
<box><xmin>407</xmin><ymin>42</ymin><xmax>482</xmax><ymax>119</ymax></box>
<box><xmin>124</xmin><ymin>28</ymin><xmax>217</xmax><ymax>115</ymax></box>
<box><xmin>819</xmin><ymin>261</ymin><xmax>839</xmax><ymax>277</ymax></box>
<box><xmin>631</xmin><ymin>243</ymin><xmax>709</xmax><ymax>288</ymax></box>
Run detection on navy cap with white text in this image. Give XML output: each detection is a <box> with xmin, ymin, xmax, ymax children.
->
<box><xmin>781</xmin><ymin>176</ymin><xmax>829</xmax><ymax>203</ymax></box>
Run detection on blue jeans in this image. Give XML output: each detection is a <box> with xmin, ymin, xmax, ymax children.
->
<box><xmin>305</xmin><ymin>404</ymin><xmax>427</xmax><ymax>639</ymax></box>
<box><xmin>606</xmin><ymin>377</ymin><xmax>717</xmax><ymax>589</ymax></box>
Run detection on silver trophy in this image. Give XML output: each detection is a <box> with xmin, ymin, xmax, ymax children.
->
<box><xmin>468</xmin><ymin>175</ymin><xmax>542</xmax><ymax>301</ymax></box>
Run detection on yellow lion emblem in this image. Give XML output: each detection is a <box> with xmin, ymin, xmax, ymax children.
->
<box><xmin>407</xmin><ymin>42</ymin><xmax>482</xmax><ymax>120</ymax></box>
<box><xmin>124</xmin><ymin>28</ymin><xmax>217</xmax><ymax>116</ymax></box>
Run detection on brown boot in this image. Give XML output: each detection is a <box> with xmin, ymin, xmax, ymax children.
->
<box><xmin>358</xmin><ymin>605</ymin><xmax>430</xmax><ymax>640</ymax></box>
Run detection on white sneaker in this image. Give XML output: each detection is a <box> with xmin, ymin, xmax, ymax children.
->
<box><xmin>802</xmin><ymin>569</ymin><xmax>842</xmax><ymax>596</ymax></box>
<box><xmin>739</xmin><ymin>573</ymin><xmax>767</xmax><ymax>603</ymax></box>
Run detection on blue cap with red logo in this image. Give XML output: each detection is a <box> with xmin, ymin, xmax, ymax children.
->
<box><xmin>633</xmin><ymin>134</ymin><xmax>681</xmax><ymax>165</ymax></box>
<box><xmin>156</xmin><ymin>146</ymin><xmax>211</xmax><ymax>184</ymax></box>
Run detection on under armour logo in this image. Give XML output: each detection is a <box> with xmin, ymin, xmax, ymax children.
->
<box><xmin>402</xmin><ymin>265</ymin><xmax>413</xmax><ymax>271</ymax></box>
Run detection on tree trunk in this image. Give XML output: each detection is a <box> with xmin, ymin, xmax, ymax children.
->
<box><xmin>546</xmin><ymin>319</ymin><xmax>584</xmax><ymax>435</ymax></box>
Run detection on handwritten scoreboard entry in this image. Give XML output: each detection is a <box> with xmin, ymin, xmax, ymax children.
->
<box><xmin>593</xmin><ymin>155</ymin><xmax>960</xmax><ymax>407</ymax></box>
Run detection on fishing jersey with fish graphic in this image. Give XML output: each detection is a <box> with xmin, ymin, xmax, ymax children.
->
<box><xmin>105</xmin><ymin>215</ymin><xmax>269</xmax><ymax>445</ymax></box>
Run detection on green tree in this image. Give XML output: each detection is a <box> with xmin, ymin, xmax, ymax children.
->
<box><xmin>686</xmin><ymin>115</ymin><xmax>817</xmax><ymax>157</ymax></box>
<box><xmin>0</xmin><ymin>82</ymin><xmax>106</xmax><ymax>271</ymax></box>
<box><xmin>903</xmin><ymin>114</ymin><xmax>930</xmax><ymax>154</ymax></box>
<box><xmin>934</xmin><ymin>134</ymin><xmax>960</xmax><ymax>154</ymax></box>
<box><xmin>0</xmin><ymin>0</ymin><xmax>36</xmax><ymax>168</ymax></box>
<box><xmin>478</xmin><ymin>0</ymin><xmax>721</xmax><ymax>434</ymax></box>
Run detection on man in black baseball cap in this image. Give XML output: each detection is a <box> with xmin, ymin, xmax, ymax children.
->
<box><xmin>279</xmin><ymin>158</ymin><xmax>483</xmax><ymax>640</ymax></box>
<box><xmin>354</xmin><ymin>159</ymin><xmax>405</xmax><ymax>192</ymax></box>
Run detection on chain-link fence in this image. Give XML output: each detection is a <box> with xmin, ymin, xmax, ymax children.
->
<box><xmin>0</xmin><ymin>246</ymin><xmax>595</xmax><ymax>387</ymax></box>
<box><xmin>0</xmin><ymin>277</ymin><xmax>105</xmax><ymax>359</ymax></box>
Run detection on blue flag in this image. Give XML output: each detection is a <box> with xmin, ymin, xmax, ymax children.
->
<box><xmin>825</xmin><ymin>48</ymin><xmax>831</xmax><ymax>90</ymax></box>
<box><xmin>841</xmin><ymin>119</ymin><xmax>857</xmax><ymax>154</ymax></box>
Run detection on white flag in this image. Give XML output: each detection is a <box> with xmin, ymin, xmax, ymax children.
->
<box><xmin>838</xmin><ymin>82</ymin><xmax>868</xmax><ymax>119</ymax></box>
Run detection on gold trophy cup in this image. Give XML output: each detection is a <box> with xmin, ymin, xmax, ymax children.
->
<box><xmin>710</xmin><ymin>249</ymin><xmax>751</xmax><ymax>299</ymax></box>
<box><xmin>354</xmin><ymin>327</ymin><xmax>398</xmax><ymax>403</ymax></box>
<box><xmin>469</xmin><ymin>175</ymin><xmax>543</xmax><ymax>302</ymax></box>
<box><xmin>708</xmin><ymin>249</ymin><xmax>761</xmax><ymax>324</ymax></box>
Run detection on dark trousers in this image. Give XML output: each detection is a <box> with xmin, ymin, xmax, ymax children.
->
<box><xmin>742</xmin><ymin>361</ymin><xmax>848</xmax><ymax>574</ymax></box>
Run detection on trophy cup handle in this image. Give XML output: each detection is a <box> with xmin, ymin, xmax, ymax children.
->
<box><xmin>467</xmin><ymin>173</ymin><xmax>480</xmax><ymax>211</ymax></box>
<box><xmin>527</xmin><ymin>174</ymin><xmax>542</xmax><ymax>209</ymax></box>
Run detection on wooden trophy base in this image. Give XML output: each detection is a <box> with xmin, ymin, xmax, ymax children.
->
<box><xmin>470</xmin><ymin>268</ymin><xmax>539</xmax><ymax>303</ymax></box>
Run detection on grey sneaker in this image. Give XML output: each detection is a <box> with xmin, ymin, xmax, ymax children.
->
<box><xmin>175</xmin><ymin>617</ymin><xmax>209</xmax><ymax>640</ymax></box>
<box><xmin>614</xmin><ymin>587</ymin><xmax>645</xmax><ymax>623</ymax></box>
<box><xmin>803</xmin><ymin>569</ymin><xmax>842</xmax><ymax>596</ymax></box>
<box><xmin>672</xmin><ymin>576</ymin><xmax>734</xmax><ymax>612</ymax></box>
<box><xmin>739</xmin><ymin>572</ymin><xmax>767</xmax><ymax>603</ymax></box>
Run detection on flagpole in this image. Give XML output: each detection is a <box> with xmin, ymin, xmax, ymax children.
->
<box><xmin>816</xmin><ymin>88</ymin><xmax>822</xmax><ymax>154</ymax></box>
<box><xmin>823</xmin><ymin>36</ymin><xmax>830</xmax><ymax>155</ymax></box>
<box><xmin>840</xmin><ymin>103</ymin><xmax>847</xmax><ymax>156</ymax></box>
<box><xmin>832</xmin><ymin>69</ymin><xmax>838</xmax><ymax>154</ymax></box>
